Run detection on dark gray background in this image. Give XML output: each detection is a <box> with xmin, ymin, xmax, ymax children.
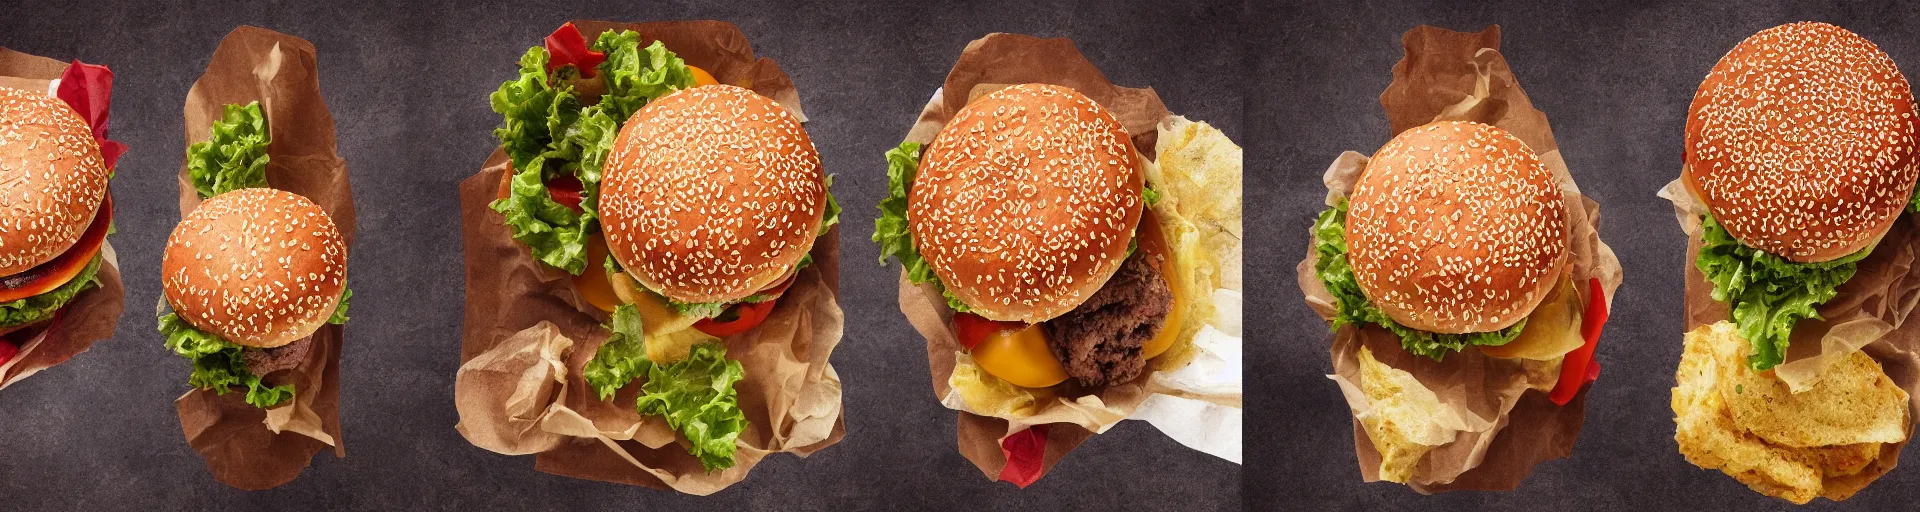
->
<box><xmin>0</xmin><ymin>1</ymin><xmax>1243</xmax><ymax>510</ymax></box>
<box><xmin>1253</xmin><ymin>1</ymin><xmax>1920</xmax><ymax>510</ymax></box>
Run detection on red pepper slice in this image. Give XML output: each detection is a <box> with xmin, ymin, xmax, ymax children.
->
<box><xmin>543</xmin><ymin>22</ymin><xmax>605</xmax><ymax>79</ymax></box>
<box><xmin>953</xmin><ymin>312</ymin><xmax>1026</xmax><ymax>351</ymax></box>
<box><xmin>545</xmin><ymin>175</ymin><xmax>584</xmax><ymax>212</ymax></box>
<box><xmin>1550</xmin><ymin>278</ymin><xmax>1608</xmax><ymax>405</ymax></box>
<box><xmin>997</xmin><ymin>424</ymin><xmax>1049</xmax><ymax>488</ymax></box>
<box><xmin>693</xmin><ymin>299</ymin><xmax>777</xmax><ymax>338</ymax></box>
<box><xmin>0</xmin><ymin>340</ymin><xmax>16</xmax><ymax>368</ymax></box>
<box><xmin>55</xmin><ymin>60</ymin><xmax>127</xmax><ymax>171</ymax></box>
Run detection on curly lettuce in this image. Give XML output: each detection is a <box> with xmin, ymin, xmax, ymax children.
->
<box><xmin>872</xmin><ymin>141</ymin><xmax>975</xmax><ymax>315</ymax></box>
<box><xmin>488</xmin><ymin>31</ymin><xmax>692</xmax><ymax>275</ymax></box>
<box><xmin>1311</xmin><ymin>199</ymin><xmax>1524</xmax><ymax>360</ymax></box>
<box><xmin>583</xmin><ymin>303</ymin><xmax>650</xmax><ymax>400</ymax></box>
<box><xmin>329</xmin><ymin>287</ymin><xmax>352</xmax><ymax>324</ymax></box>
<box><xmin>0</xmin><ymin>255</ymin><xmax>102</xmax><ymax>328</ymax></box>
<box><xmin>158</xmin><ymin>310</ymin><xmax>293</xmax><ymax>409</ymax></box>
<box><xmin>1696</xmin><ymin>214</ymin><xmax>1868</xmax><ymax>370</ymax></box>
<box><xmin>186</xmin><ymin>102</ymin><xmax>270</xmax><ymax>199</ymax></box>
<box><xmin>635</xmin><ymin>342</ymin><xmax>747</xmax><ymax>471</ymax></box>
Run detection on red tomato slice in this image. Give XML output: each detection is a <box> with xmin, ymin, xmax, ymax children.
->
<box><xmin>953</xmin><ymin>312</ymin><xmax>1026</xmax><ymax>351</ymax></box>
<box><xmin>543</xmin><ymin>22</ymin><xmax>606</xmax><ymax>79</ymax></box>
<box><xmin>1550</xmin><ymin>278</ymin><xmax>1608</xmax><ymax>405</ymax></box>
<box><xmin>694</xmin><ymin>300</ymin><xmax>777</xmax><ymax>338</ymax></box>
<box><xmin>545</xmin><ymin>175</ymin><xmax>584</xmax><ymax>212</ymax></box>
<box><xmin>0</xmin><ymin>194</ymin><xmax>111</xmax><ymax>301</ymax></box>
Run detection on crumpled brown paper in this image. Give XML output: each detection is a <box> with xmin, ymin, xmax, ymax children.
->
<box><xmin>1293</xmin><ymin>25</ymin><xmax>1625</xmax><ymax>493</ymax></box>
<box><xmin>0</xmin><ymin>49</ymin><xmax>130</xmax><ymax>393</ymax></box>
<box><xmin>452</xmin><ymin>20</ymin><xmax>844</xmax><ymax>495</ymax></box>
<box><xmin>1658</xmin><ymin>118</ymin><xmax>1920</xmax><ymax>497</ymax></box>
<box><xmin>894</xmin><ymin>32</ymin><xmax>1207</xmax><ymax>483</ymax></box>
<box><xmin>170</xmin><ymin>26</ymin><xmax>355</xmax><ymax>491</ymax></box>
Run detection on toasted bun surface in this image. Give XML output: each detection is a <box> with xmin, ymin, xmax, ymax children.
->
<box><xmin>909</xmin><ymin>83</ymin><xmax>1142</xmax><ymax>323</ymax></box>
<box><xmin>599</xmin><ymin>85</ymin><xmax>825</xmax><ymax>304</ymax></box>
<box><xmin>163</xmin><ymin>188</ymin><xmax>346</xmax><ymax>348</ymax></box>
<box><xmin>1346</xmin><ymin>121</ymin><xmax>1568</xmax><ymax>334</ymax></box>
<box><xmin>1685</xmin><ymin>22</ymin><xmax>1919</xmax><ymax>263</ymax></box>
<box><xmin>0</xmin><ymin>87</ymin><xmax>110</xmax><ymax>277</ymax></box>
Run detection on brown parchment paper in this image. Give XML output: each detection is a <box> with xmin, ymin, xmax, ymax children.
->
<box><xmin>451</xmin><ymin>20</ymin><xmax>844</xmax><ymax>496</ymax></box>
<box><xmin>1657</xmin><ymin>138</ymin><xmax>1920</xmax><ymax>493</ymax></box>
<box><xmin>1293</xmin><ymin>25</ymin><xmax>1625</xmax><ymax>493</ymax></box>
<box><xmin>170</xmin><ymin>26</ymin><xmax>355</xmax><ymax>491</ymax></box>
<box><xmin>892</xmin><ymin>33</ymin><xmax>1181</xmax><ymax>483</ymax></box>
<box><xmin>0</xmin><ymin>49</ymin><xmax>129</xmax><ymax>392</ymax></box>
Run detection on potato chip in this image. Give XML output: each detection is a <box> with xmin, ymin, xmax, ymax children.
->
<box><xmin>1355</xmin><ymin>345</ymin><xmax>1456</xmax><ymax>483</ymax></box>
<box><xmin>1672</xmin><ymin>321</ymin><xmax>1908</xmax><ymax>504</ymax></box>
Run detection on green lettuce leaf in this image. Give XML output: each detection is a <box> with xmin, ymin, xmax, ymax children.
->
<box><xmin>1696</xmin><ymin>214</ymin><xmax>1868</xmax><ymax>370</ymax></box>
<box><xmin>185</xmin><ymin>101</ymin><xmax>270</xmax><ymax>199</ymax></box>
<box><xmin>1311</xmin><ymin>199</ymin><xmax>1524</xmax><ymax>360</ymax></box>
<box><xmin>158</xmin><ymin>308</ymin><xmax>293</xmax><ymax>409</ymax></box>
<box><xmin>583</xmin><ymin>304</ymin><xmax>650</xmax><ymax>400</ymax></box>
<box><xmin>488</xmin><ymin>33</ymin><xmax>695</xmax><ymax>276</ymax></box>
<box><xmin>594</xmin><ymin>33</ymin><xmax>696</xmax><ymax>123</ymax></box>
<box><xmin>329</xmin><ymin>287</ymin><xmax>352</xmax><ymax>324</ymax></box>
<box><xmin>1143</xmin><ymin>185</ymin><xmax>1162</xmax><ymax>207</ymax></box>
<box><xmin>0</xmin><ymin>255</ymin><xmax>102</xmax><ymax>328</ymax></box>
<box><xmin>873</xmin><ymin>142</ymin><xmax>936</xmax><ymax>283</ymax></box>
<box><xmin>668</xmin><ymin>299</ymin><xmax>729</xmax><ymax>320</ymax></box>
<box><xmin>634</xmin><ymin>342</ymin><xmax>747</xmax><ymax>472</ymax></box>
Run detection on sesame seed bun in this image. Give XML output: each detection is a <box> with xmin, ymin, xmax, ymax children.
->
<box><xmin>1346</xmin><ymin>121</ymin><xmax>1568</xmax><ymax>334</ymax></box>
<box><xmin>162</xmin><ymin>188</ymin><xmax>346</xmax><ymax>349</ymax></box>
<box><xmin>0</xmin><ymin>87</ymin><xmax>110</xmax><ymax>277</ymax></box>
<box><xmin>909</xmin><ymin>83</ymin><xmax>1142</xmax><ymax>323</ymax></box>
<box><xmin>1685</xmin><ymin>22</ymin><xmax>1920</xmax><ymax>263</ymax></box>
<box><xmin>599</xmin><ymin>85</ymin><xmax>825</xmax><ymax>304</ymax></box>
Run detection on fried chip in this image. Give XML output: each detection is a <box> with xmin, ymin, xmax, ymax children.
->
<box><xmin>1355</xmin><ymin>345</ymin><xmax>1456</xmax><ymax>483</ymax></box>
<box><xmin>1672</xmin><ymin>321</ymin><xmax>1910</xmax><ymax>504</ymax></box>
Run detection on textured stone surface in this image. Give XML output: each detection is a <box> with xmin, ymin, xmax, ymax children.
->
<box><xmin>0</xmin><ymin>1</ymin><xmax>1242</xmax><ymax>509</ymax></box>
<box><xmin>1253</xmin><ymin>1</ymin><xmax>1920</xmax><ymax>509</ymax></box>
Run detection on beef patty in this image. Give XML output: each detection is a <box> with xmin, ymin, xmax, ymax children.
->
<box><xmin>1042</xmin><ymin>251</ymin><xmax>1173</xmax><ymax>386</ymax></box>
<box><xmin>244</xmin><ymin>335</ymin><xmax>314</xmax><ymax>377</ymax></box>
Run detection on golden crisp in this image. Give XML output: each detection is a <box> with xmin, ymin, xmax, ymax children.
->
<box><xmin>1672</xmin><ymin>321</ymin><xmax>1909</xmax><ymax>504</ymax></box>
<box><xmin>1356</xmin><ymin>345</ymin><xmax>1455</xmax><ymax>483</ymax></box>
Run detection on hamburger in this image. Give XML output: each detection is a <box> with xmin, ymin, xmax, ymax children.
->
<box><xmin>488</xmin><ymin>22</ymin><xmax>723</xmax><ymax>314</ymax></box>
<box><xmin>1671</xmin><ymin>22</ymin><xmax>1918</xmax><ymax>503</ymax></box>
<box><xmin>158</xmin><ymin>188</ymin><xmax>349</xmax><ymax>409</ymax></box>
<box><xmin>875</xmin><ymin>83</ymin><xmax>1188</xmax><ymax>390</ymax></box>
<box><xmin>0</xmin><ymin>87</ymin><xmax>116</xmax><ymax>365</ymax></box>
<box><xmin>570</xmin><ymin>84</ymin><xmax>835</xmax><ymax>472</ymax></box>
<box><xmin>1309</xmin><ymin>120</ymin><xmax>1604</xmax><ymax>483</ymax></box>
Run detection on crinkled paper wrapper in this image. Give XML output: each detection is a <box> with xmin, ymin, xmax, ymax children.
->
<box><xmin>170</xmin><ymin>26</ymin><xmax>357</xmax><ymax>491</ymax></box>
<box><xmin>896</xmin><ymin>33</ymin><xmax>1244</xmax><ymax>483</ymax></box>
<box><xmin>1293</xmin><ymin>26</ymin><xmax>1624</xmax><ymax>493</ymax></box>
<box><xmin>0</xmin><ymin>50</ymin><xmax>128</xmax><ymax>393</ymax></box>
<box><xmin>451</xmin><ymin>20</ymin><xmax>844</xmax><ymax>496</ymax></box>
<box><xmin>1657</xmin><ymin>118</ymin><xmax>1920</xmax><ymax>495</ymax></box>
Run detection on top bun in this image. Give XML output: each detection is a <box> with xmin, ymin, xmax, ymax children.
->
<box><xmin>1685</xmin><ymin>22</ymin><xmax>1919</xmax><ymax>263</ymax></box>
<box><xmin>0</xmin><ymin>87</ymin><xmax>110</xmax><ymax>276</ymax></box>
<box><xmin>1346</xmin><ymin>121</ymin><xmax>1568</xmax><ymax>334</ymax></box>
<box><xmin>162</xmin><ymin>188</ymin><xmax>346</xmax><ymax>348</ymax></box>
<box><xmin>909</xmin><ymin>83</ymin><xmax>1142</xmax><ymax>323</ymax></box>
<box><xmin>600</xmin><ymin>85</ymin><xmax>825</xmax><ymax>304</ymax></box>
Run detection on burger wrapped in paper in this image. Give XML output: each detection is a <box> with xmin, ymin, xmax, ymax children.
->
<box><xmin>1296</xmin><ymin>25</ymin><xmax>1623</xmax><ymax>492</ymax></box>
<box><xmin>876</xmin><ymin>34</ymin><xmax>1242</xmax><ymax>486</ymax></box>
<box><xmin>163</xmin><ymin>26</ymin><xmax>356</xmax><ymax>490</ymax></box>
<box><xmin>1662</xmin><ymin>22</ymin><xmax>1920</xmax><ymax>504</ymax></box>
<box><xmin>453</xmin><ymin>21</ymin><xmax>843</xmax><ymax>495</ymax></box>
<box><xmin>0</xmin><ymin>52</ymin><xmax>126</xmax><ymax>393</ymax></box>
